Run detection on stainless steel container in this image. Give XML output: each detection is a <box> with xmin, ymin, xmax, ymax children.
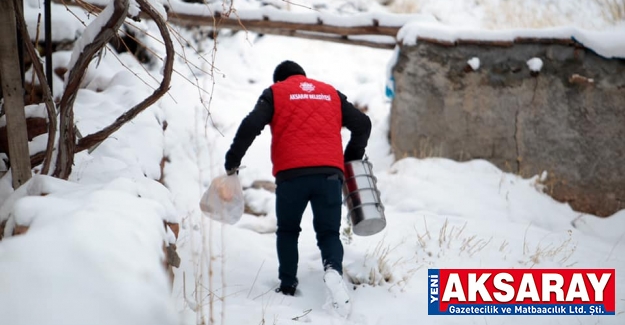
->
<box><xmin>343</xmin><ymin>158</ymin><xmax>386</xmax><ymax>236</ymax></box>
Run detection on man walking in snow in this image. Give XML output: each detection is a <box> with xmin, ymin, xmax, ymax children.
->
<box><xmin>224</xmin><ymin>60</ymin><xmax>371</xmax><ymax>315</ymax></box>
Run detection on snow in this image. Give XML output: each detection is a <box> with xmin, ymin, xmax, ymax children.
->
<box><xmin>527</xmin><ymin>57</ymin><xmax>544</xmax><ymax>72</ymax></box>
<box><xmin>467</xmin><ymin>57</ymin><xmax>480</xmax><ymax>70</ymax></box>
<box><xmin>34</xmin><ymin>0</ymin><xmax>625</xmax><ymax>58</ymax></box>
<box><xmin>24</xmin><ymin>0</ymin><xmax>88</xmax><ymax>42</ymax></box>
<box><xmin>2</xmin><ymin>0</ymin><xmax>624</xmax><ymax>325</ymax></box>
<box><xmin>167</xmin><ymin>0</ymin><xmax>433</xmax><ymax>27</ymax></box>
<box><xmin>172</xmin><ymin>0</ymin><xmax>625</xmax><ymax>59</ymax></box>
<box><xmin>0</xmin><ymin>181</ymin><xmax>177</xmax><ymax>325</ymax></box>
<box><xmin>0</xmin><ymin>103</ymin><xmax>47</xmax><ymax>128</ymax></box>
<box><xmin>398</xmin><ymin>23</ymin><xmax>625</xmax><ymax>59</ymax></box>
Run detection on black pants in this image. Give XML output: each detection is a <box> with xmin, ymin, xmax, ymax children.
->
<box><xmin>275</xmin><ymin>174</ymin><xmax>344</xmax><ymax>287</ymax></box>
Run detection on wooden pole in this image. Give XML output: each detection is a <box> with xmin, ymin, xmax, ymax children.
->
<box><xmin>0</xmin><ymin>0</ymin><xmax>32</xmax><ymax>188</ymax></box>
<box><xmin>45</xmin><ymin>0</ymin><xmax>53</xmax><ymax>90</ymax></box>
<box><xmin>16</xmin><ymin>0</ymin><xmax>25</xmax><ymax>89</ymax></box>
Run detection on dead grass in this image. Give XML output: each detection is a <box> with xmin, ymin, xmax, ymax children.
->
<box><xmin>416</xmin><ymin>218</ymin><xmax>492</xmax><ymax>259</ymax></box>
<box><xmin>415</xmin><ymin>217</ymin><xmax>579</xmax><ymax>270</ymax></box>
<box><xmin>344</xmin><ymin>237</ymin><xmax>407</xmax><ymax>287</ymax></box>
<box><xmin>597</xmin><ymin>0</ymin><xmax>625</xmax><ymax>23</ymax></box>
<box><xmin>341</xmin><ymin>222</ymin><xmax>353</xmax><ymax>245</ymax></box>
<box><xmin>521</xmin><ymin>230</ymin><xmax>578</xmax><ymax>267</ymax></box>
<box><xmin>387</xmin><ymin>0</ymin><xmax>421</xmax><ymax>13</ymax></box>
<box><xmin>531</xmin><ymin>169</ymin><xmax>566</xmax><ymax>196</ymax></box>
<box><xmin>345</xmin><ymin>240</ymin><xmax>394</xmax><ymax>286</ymax></box>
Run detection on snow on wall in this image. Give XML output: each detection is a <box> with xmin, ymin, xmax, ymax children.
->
<box><xmin>397</xmin><ymin>22</ymin><xmax>625</xmax><ymax>59</ymax></box>
<box><xmin>35</xmin><ymin>0</ymin><xmax>625</xmax><ymax>59</ymax></box>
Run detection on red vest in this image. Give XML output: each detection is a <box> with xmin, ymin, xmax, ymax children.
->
<box><xmin>270</xmin><ymin>75</ymin><xmax>344</xmax><ymax>176</ymax></box>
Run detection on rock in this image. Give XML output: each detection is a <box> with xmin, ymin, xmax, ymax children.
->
<box><xmin>0</xmin><ymin>219</ymin><xmax>6</xmax><ymax>241</ymax></box>
<box><xmin>165</xmin><ymin>222</ymin><xmax>179</xmax><ymax>239</ymax></box>
<box><xmin>165</xmin><ymin>244</ymin><xmax>181</xmax><ymax>268</ymax></box>
<box><xmin>391</xmin><ymin>41</ymin><xmax>625</xmax><ymax>217</ymax></box>
<box><xmin>249</xmin><ymin>180</ymin><xmax>276</xmax><ymax>193</ymax></box>
<box><xmin>243</xmin><ymin>183</ymin><xmax>276</xmax><ymax>217</ymax></box>
<box><xmin>13</xmin><ymin>224</ymin><xmax>29</xmax><ymax>236</ymax></box>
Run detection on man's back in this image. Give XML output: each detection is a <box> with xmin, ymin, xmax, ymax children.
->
<box><xmin>269</xmin><ymin>75</ymin><xmax>344</xmax><ymax>176</ymax></box>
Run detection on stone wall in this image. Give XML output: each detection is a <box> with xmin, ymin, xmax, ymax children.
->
<box><xmin>390</xmin><ymin>41</ymin><xmax>625</xmax><ymax>217</ymax></box>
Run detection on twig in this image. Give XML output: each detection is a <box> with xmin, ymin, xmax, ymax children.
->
<box><xmin>59</xmin><ymin>0</ymin><xmax>89</xmax><ymax>27</ymax></box>
<box><xmin>253</xmin><ymin>286</ymin><xmax>277</xmax><ymax>301</ymax></box>
<box><xmin>125</xmin><ymin>21</ymin><xmax>221</xmax><ymax>78</ymax></box>
<box><xmin>523</xmin><ymin>222</ymin><xmax>532</xmax><ymax>255</ymax></box>
<box><xmin>221</xmin><ymin>222</ymin><xmax>226</xmax><ymax>325</ymax></box>
<box><xmin>291</xmin><ymin>309</ymin><xmax>312</xmax><ymax>321</ymax></box>
<box><xmin>438</xmin><ymin>218</ymin><xmax>448</xmax><ymax>247</ymax></box>
<box><xmin>116</xmin><ymin>31</ymin><xmax>160</xmax><ymax>83</ymax></box>
<box><xmin>117</xmin><ymin>25</ymin><xmax>215</xmax><ymax>100</ymax></box>
<box><xmin>61</xmin><ymin>0</ymin><xmax>217</xmax><ymax>102</ymax></box>
<box><xmin>58</xmin><ymin>1</ymin><xmax>179</xmax><ymax>106</ymax></box>
<box><xmin>606</xmin><ymin>232</ymin><xmax>625</xmax><ymax>262</ymax></box>
<box><xmin>247</xmin><ymin>260</ymin><xmax>265</xmax><ymax>299</ymax></box>
<box><xmin>167</xmin><ymin>24</ymin><xmax>212</xmax><ymax>110</ymax></box>
<box><xmin>110</xmin><ymin>31</ymin><xmax>176</xmax><ymax>104</ymax></box>
<box><xmin>454</xmin><ymin>221</ymin><xmax>467</xmax><ymax>239</ymax></box>
<box><xmin>280</xmin><ymin>0</ymin><xmax>319</xmax><ymax>11</ymax></box>
<box><xmin>29</xmin><ymin>13</ymin><xmax>42</xmax><ymax>103</ymax></box>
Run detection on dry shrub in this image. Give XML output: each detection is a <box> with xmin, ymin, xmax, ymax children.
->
<box><xmin>344</xmin><ymin>239</ymin><xmax>398</xmax><ymax>286</ymax></box>
<box><xmin>387</xmin><ymin>0</ymin><xmax>421</xmax><ymax>13</ymax></box>
<box><xmin>521</xmin><ymin>230</ymin><xmax>578</xmax><ymax>267</ymax></box>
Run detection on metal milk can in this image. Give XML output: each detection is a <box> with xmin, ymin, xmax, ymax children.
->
<box><xmin>342</xmin><ymin>157</ymin><xmax>386</xmax><ymax>236</ymax></box>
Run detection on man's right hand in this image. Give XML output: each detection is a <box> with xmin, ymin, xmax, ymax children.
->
<box><xmin>226</xmin><ymin>167</ymin><xmax>239</xmax><ymax>176</ymax></box>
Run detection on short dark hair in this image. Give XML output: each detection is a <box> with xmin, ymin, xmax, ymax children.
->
<box><xmin>273</xmin><ymin>60</ymin><xmax>306</xmax><ymax>83</ymax></box>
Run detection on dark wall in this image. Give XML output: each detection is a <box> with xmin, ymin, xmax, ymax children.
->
<box><xmin>391</xmin><ymin>41</ymin><xmax>625</xmax><ymax>217</ymax></box>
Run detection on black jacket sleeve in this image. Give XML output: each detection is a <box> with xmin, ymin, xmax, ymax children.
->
<box><xmin>339</xmin><ymin>91</ymin><xmax>372</xmax><ymax>161</ymax></box>
<box><xmin>224</xmin><ymin>88</ymin><xmax>274</xmax><ymax>171</ymax></box>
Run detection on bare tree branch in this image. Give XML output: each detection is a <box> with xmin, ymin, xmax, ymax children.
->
<box><xmin>13</xmin><ymin>0</ymin><xmax>57</xmax><ymax>175</ymax></box>
<box><xmin>76</xmin><ymin>0</ymin><xmax>174</xmax><ymax>153</ymax></box>
<box><xmin>53</xmin><ymin>0</ymin><xmax>129</xmax><ymax>179</ymax></box>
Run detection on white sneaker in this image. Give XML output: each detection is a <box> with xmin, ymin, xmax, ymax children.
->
<box><xmin>323</xmin><ymin>269</ymin><xmax>351</xmax><ymax>318</ymax></box>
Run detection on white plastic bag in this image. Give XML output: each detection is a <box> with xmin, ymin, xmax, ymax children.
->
<box><xmin>200</xmin><ymin>174</ymin><xmax>244</xmax><ymax>224</ymax></box>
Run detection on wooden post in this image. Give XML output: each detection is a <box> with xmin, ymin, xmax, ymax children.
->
<box><xmin>0</xmin><ymin>0</ymin><xmax>33</xmax><ymax>188</ymax></box>
<box><xmin>45</xmin><ymin>0</ymin><xmax>53</xmax><ymax>90</ymax></box>
<box><xmin>16</xmin><ymin>0</ymin><xmax>25</xmax><ymax>89</ymax></box>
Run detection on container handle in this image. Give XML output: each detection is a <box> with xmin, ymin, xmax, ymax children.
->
<box><xmin>344</xmin><ymin>202</ymin><xmax>385</xmax><ymax>219</ymax></box>
<box><xmin>347</xmin><ymin>202</ymin><xmax>385</xmax><ymax>211</ymax></box>
<box><xmin>344</xmin><ymin>175</ymin><xmax>377</xmax><ymax>183</ymax></box>
<box><xmin>342</xmin><ymin>187</ymin><xmax>382</xmax><ymax>204</ymax></box>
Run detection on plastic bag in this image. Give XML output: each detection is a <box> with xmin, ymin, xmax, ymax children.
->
<box><xmin>199</xmin><ymin>174</ymin><xmax>244</xmax><ymax>224</ymax></box>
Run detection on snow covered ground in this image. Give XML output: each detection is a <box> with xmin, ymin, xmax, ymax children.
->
<box><xmin>0</xmin><ymin>0</ymin><xmax>624</xmax><ymax>325</ymax></box>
